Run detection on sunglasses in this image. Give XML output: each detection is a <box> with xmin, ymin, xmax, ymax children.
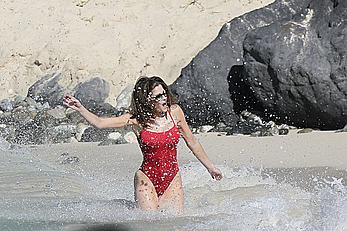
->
<box><xmin>149</xmin><ymin>92</ymin><xmax>167</xmax><ymax>101</ymax></box>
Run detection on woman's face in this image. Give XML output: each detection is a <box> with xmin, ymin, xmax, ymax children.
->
<box><xmin>149</xmin><ymin>84</ymin><xmax>168</xmax><ymax>114</ymax></box>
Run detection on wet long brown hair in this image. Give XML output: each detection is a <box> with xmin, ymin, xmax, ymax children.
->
<box><xmin>130</xmin><ymin>76</ymin><xmax>176</xmax><ymax>128</ymax></box>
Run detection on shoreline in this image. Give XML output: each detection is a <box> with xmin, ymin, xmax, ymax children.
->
<box><xmin>25</xmin><ymin>130</ymin><xmax>347</xmax><ymax>170</ymax></box>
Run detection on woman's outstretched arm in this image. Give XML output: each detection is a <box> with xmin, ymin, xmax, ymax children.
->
<box><xmin>173</xmin><ymin>105</ymin><xmax>222</xmax><ymax>180</ymax></box>
<box><xmin>63</xmin><ymin>95</ymin><xmax>135</xmax><ymax>129</ymax></box>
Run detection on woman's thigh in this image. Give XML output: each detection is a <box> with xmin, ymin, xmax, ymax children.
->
<box><xmin>134</xmin><ymin>170</ymin><xmax>159</xmax><ymax>211</ymax></box>
<box><xmin>159</xmin><ymin>173</ymin><xmax>184</xmax><ymax>214</ymax></box>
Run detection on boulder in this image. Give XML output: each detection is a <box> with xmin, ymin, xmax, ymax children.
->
<box><xmin>27</xmin><ymin>72</ymin><xmax>66</xmax><ymax>107</ymax></box>
<box><xmin>88</xmin><ymin>102</ymin><xmax>119</xmax><ymax>117</ymax></box>
<box><xmin>44</xmin><ymin>124</ymin><xmax>77</xmax><ymax>144</ymax></box>
<box><xmin>28</xmin><ymin>73</ymin><xmax>111</xmax><ymax>111</ymax></box>
<box><xmin>124</xmin><ymin>131</ymin><xmax>137</xmax><ymax>143</ymax></box>
<box><xmin>1</xmin><ymin>107</ymin><xmax>36</xmax><ymax>126</ymax></box>
<box><xmin>11</xmin><ymin>121</ymin><xmax>43</xmax><ymax>145</ymax></box>
<box><xmin>65</xmin><ymin>108</ymin><xmax>87</xmax><ymax>125</ymax></box>
<box><xmin>98</xmin><ymin>137</ymin><xmax>127</xmax><ymax>146</ymax></box>
<box><xmin>80</xmin><ymin>127</ymin><xmax>116</xmax><ymax>142</ymax></box>
<box><xmin>297</xmin><ymin>128</ymin><xmax>314</xmax><ymax>134</ymax></box>
<box><xmin>108</xmin><ymin>132</ymin><xmax>122</xmax><ymax>140</ymax></box>
<box><xmin>34</xmin><ymin>108</ymin><xmax>68</xmax><ymax>127</ymax></box>
<box><xmin>242</xmin><ymin>0</ymin><xmax>347</xmax><ymax>129</ymax></box>
<box><xmin>337</xmin><ymin>124</ymin><xmax>347</xmax><ymax>132</ymax></box>
<box><xmin>198</xmin><ymin>125</ymin><xmax>214</xmax><ymax>133</ymax></box>
<box><xmin>75</xmin><ymin>123</ymin><xmax>90</xmax><ymax>141</ymax></box>
<box><xmin>0</xmin><ymin>124</ymin><xmax>15</xmax><ymax>141</ymax></box>
<box><xmin>0</xmin><ymin>99</ymin><xmax>14</xmax><ymax>112</ymax></box>
<box><xmin>115</xmin><ymin>85</ymin><xmax>133</xmax><ymax>111</ymax></box>
<box><xmin>170</xmin><ymin>0</ymin><xmax>311</xmax><ymax>127</ymax></box>
<box><xmin>74</xmin><ymin>77</ymin><xmax>110</xmax><ymax>110</ymax></box>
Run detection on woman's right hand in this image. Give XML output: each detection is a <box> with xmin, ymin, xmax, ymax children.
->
<box><xmin>63</xmin><ymin>95</ymin><xmax>84</xmax><ymax>112</ymax></box>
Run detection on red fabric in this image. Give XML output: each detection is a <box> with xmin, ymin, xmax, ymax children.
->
<box><xmin>139</xmin><ymin>112</ymin><xmax>180</xmax><ymax>197</ymax></box>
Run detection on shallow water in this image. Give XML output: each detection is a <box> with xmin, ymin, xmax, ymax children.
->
<box><xmin>0</xmin><ymin>139</ymin><xmax>346</xmax><ymax>231</ymax></box>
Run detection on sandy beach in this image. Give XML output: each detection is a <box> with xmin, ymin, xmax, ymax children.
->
<box><xmin>1</xmin><ymin>0</ymin><xmax>347</xmax><ymax>230</ymax></box>
<box><xmin>24</xmin><ymin>130</ymin><xmax>347</xmax><ymax>197</ymax></box>
<box><xmin>27</xmin><ymin>130</ymin><xmax>347</xmax><ymax>172</ymax></box>
<box><xmin>1</xmin><ymin>130</ymin><xmax>347</xmax><ymax>230</ymax></box>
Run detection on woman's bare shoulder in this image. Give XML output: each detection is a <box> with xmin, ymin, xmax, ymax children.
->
<box><xmin>170</xmin><ymin>104</ymin><xmax>186</xmax><ymax>123</ymax></box>
<box><xmin>170</xmin><ymin>104</ymin><xmax>184</xmax><ymax>116</ymax></box>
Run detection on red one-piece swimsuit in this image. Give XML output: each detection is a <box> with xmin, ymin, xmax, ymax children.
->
<box><xmin>139</xmin><ymin>111</ymin><xmax>180</xmax><ymax>197</ymax></box>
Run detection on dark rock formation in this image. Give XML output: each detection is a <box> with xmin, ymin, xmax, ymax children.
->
<box><xmin>0</xmin><ymin>99</ymin><xmax>14</xmax><ymax>112</ymax></box>
<box><xmin>80</xmin><ymin>127</ymin><xmax>116</xmax><ymax>142</ymax></box>
<box><xmin>28</xmin><ymin>73</ymin><xmax>111</xmax><ymax>111</ymax></box>
<box><xmin>27</xmin><ymin>72</ymin><xmax>65</xmax><ymax>107</ymax></box>
<box><xmin>170</xmin><ymin>0</ymin><xmax>311</xmax><ymax>127</ymax></box>
<box><xmin>98</xmin><ymin>137</ymin><xmax>127</xmax><ymax>146</ymax></box>
<box><xmin>74</xmin><ymin>77</ymin><xmax>110</xmax><ymax>110</ymax></box>
<box><xmin>227</xmin><ymin>110</ymin><xmax>291</xmax><ymax>136</ymax></box>
<box><xmin>243</xmin><ymin>0</ymin><xmax>347</xmax><ymax>129</ymax></box>
<box><xmin>5</xmin><ymin>0</ymin><xmax>343</xmax><ymax>145</ymax></box>
<box><xmin>336</xmin><ymin>124</ymin><xmax>347</xmax><ymax>133</ymax></box>
<box><xmin>0</xmin><ymin>76</ymin><xmax>131</xmax><ymax>145</ymax></box>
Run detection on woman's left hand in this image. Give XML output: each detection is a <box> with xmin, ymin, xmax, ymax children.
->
<box><xmin>208</xmin><ymin>167</ymin><xmax>223</xmax><ymax>181</ymax></box>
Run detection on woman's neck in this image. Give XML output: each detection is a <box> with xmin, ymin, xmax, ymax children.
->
<box><xmin>153</xmin><ymin>111</ymin><xmax>166</xmax><ymax>118</ymax></box>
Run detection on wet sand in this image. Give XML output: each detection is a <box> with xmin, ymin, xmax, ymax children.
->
<box><xmin>1</xmin><ymin>130</ymin><xmax>347</xmax><ymax>230</ymax></box>
<box><xmin>28</xmin><ymin>129</ymin><xmax>347</xmax><ymax>171</ymax></box>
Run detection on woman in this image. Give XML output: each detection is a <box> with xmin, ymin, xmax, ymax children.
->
<box><xmin>63</xmin><ymin>76</ymin><xmax>222</xmax><ymax>213</ymax></box>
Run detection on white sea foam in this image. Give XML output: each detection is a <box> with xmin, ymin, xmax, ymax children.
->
<box><xmin>0</xmin><ymin>147</ymin><xmax>346</xmax><ymax>230</ymax></box>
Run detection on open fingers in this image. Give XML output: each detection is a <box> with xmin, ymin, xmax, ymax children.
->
<box><xmin>64</xmin><ymin>95</ymin><xmax>77</xmax><ymax>103</ymax></box>
<box><xmin>63</xmin><ymin>95</ymin><xmax>76</xmax><ymax>102</ymax></box>
<box><xmin>63</xmin><ymin>95</ymin><xmax>80</xmax><ymax>109</ymax></box>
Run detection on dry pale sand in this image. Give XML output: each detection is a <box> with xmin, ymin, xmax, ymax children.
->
<box><xmin>0</xmin><ymin>0</ymin><xmax>273</xmax><ymax>103</ymax></box>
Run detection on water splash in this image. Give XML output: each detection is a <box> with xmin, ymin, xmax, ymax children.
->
<box><xmin>0</xmin><ymin>149</ymin><xmax>346</xmax><ymax>230</ymax></box>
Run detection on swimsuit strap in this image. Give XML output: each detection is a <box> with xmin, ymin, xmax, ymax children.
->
<box><xmin>168</xmin><ymin>109</ymin><xmax>175</xmax><ymax>126</ymax></box>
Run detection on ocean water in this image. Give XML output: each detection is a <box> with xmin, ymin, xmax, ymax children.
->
<box><xmin>0</xmin><ymin>138</ymin><xmax>346</xmax><ymax>231</ymax></box>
